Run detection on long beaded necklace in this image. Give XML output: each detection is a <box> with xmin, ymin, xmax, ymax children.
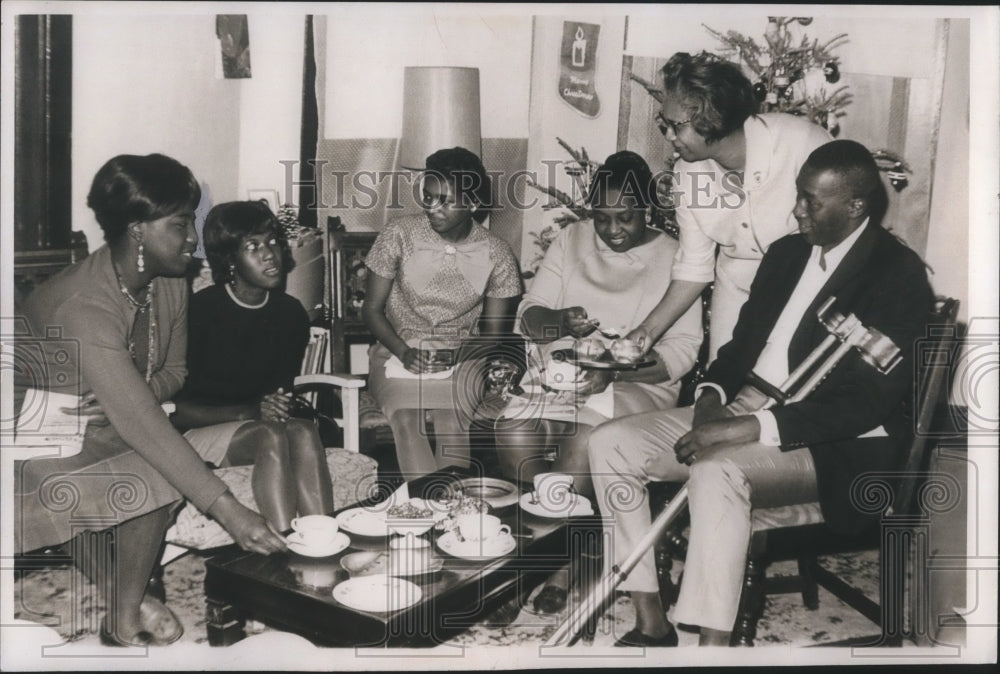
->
<box><xmin>113</xmin><ymin>261</ymin><xmax>157</xmax><ymax>383</ymax></box>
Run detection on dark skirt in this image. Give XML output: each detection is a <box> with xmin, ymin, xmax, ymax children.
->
<box><xmin>14</xmin><ymin>422</ymin><xmax>184</xmax><ymax>554</ymax></box>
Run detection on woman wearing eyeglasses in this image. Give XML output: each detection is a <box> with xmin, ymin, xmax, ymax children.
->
<box><xmin>629</xmin><ymin>51</ymin><xmax>830</xmax><ymax>363</ymax></box>
<box><xmin>362</xmin><ymin>147</ymin><xmax>522</xmax><ymax>477</ymax></box>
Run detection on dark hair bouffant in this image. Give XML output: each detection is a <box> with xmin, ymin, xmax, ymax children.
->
<box><xmin>804</xmin><ymin>140</ymin><xmax>888</xmax><ymax>226</ymax></box>
<box><xmin>202</xmin><ymin>200</ymin><xmax>294</xmax><ymax>285</ymax></box>
<box><xmin>424</xmin><ymin>146</ymin><xmax>493</xmax><ymax>223</ymax></box>
<box><xmin>661</xmin><ymin>51</ymin><xmax>757</xmax><ymax>144</ymax></box>
<box><xmin>586</xmin><ymin>150</ymin><xmax>656</xmax><ymax>210</ymax></box>
<box><xmin>87</xmin><ymin>153</ymin><xmax>201</xmax><ymax>243</ymax></box>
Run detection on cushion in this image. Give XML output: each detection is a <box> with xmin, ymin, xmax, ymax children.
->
<box><xmin>751</xmin><ymin>501</ymin><xmax>825</xmax><ymax>532</ymax></box>
<box><xmin>358</xmin><ymin>391</ymin><xmax>390</xmax><ymax>429</ymax></box>
<box><xmin>166</xmin><ymin>448</ymin><xmax>378</xmax><ymax>550</ymax></box>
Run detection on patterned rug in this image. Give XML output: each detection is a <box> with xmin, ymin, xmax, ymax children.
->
<box><xmin>13</xmin><ymin>547</ymin><xmax>881</xmax><ymax>652</ymax></box>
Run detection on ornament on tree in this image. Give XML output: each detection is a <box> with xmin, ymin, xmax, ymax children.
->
<box><xmin>752</xmin><ymin>81</ymin><xmax>768</xmax><ymax>102</ymax></box>
<box><xmin>824</xmin><ymin>61</ymin><xmax>840</xmax><ymax>83</ymax></box>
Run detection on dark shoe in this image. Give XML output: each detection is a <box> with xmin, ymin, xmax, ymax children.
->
<box><xmin>99</xmin><ymin>620</ymin><xmax>154</xmax><ymax>647</ymax></box>
<box><xmin>532</xmin><ymin>585</ymin><xmax>568</xmax><ymax>615</ymax></box>
<box><xmin>614</xmin><ymin>626</ymin><xmax>679</xmax><ymax>647</ymax></box>
<box><xmin>484</xmin><ymin>598</ymin><xmax>522</xmax><ymax>627</ymax></box>
<box><xmin>138</xmin><ymin>597</ymin><xmax>184</xmax><ymax>645</ymax></box>
<box><xmin>146</xmin><ymin>569</ymin><xmax>167</xmax><ymax>604</ymax></box>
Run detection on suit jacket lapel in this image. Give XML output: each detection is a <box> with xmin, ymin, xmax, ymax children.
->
<box><xmin>789</xmin><ymin>225</ymin><xmax>882</xmax><ymax>362</ymax></box>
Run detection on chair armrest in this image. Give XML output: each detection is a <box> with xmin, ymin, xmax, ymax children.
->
<box><xmin>294</xmin><ymin>373</ymin><xmax>365</xmax><ymax>389</ymax></box>
<box><xmin>293</xmin><ymin>373</ymin><xmax>365</xmax><ymax>453</ymax></box>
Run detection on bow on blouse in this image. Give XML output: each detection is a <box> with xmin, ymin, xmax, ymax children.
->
<box><xmin>405</xmin><ymin>238</ymin><xmax>491</xmax><ymax>294</ymax></box>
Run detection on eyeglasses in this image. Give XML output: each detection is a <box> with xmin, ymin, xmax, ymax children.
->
<box><xmin>655</xmin><ymin>111</ymin><xmax>692</xmax><ymax>137</ymax></box>
<box><xmin>420</xmin><ymin>192</ymin><xmax>459</xmax><ymax>210</ymax></box>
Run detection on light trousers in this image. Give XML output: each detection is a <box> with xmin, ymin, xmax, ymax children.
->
<box><xmin>588</xmin><ymin>387</ymin><xmax>819</xmax><ymax>631</ymax></box>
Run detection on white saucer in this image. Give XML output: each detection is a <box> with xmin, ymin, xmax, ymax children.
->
<box><xmin>436</xmin><ymin>531</ymin><xmax>516</xmax><ymax>560</ymax></box>
<box><xmin>287</xmin><ymin>531</ymin><xmax>351</xmax><ymax>558</ymax></box>
<box><xmin>336</xmin><ymin>507</ymin><xmax>389</xmax><ymax>537</ymax></box>
<box><xmin>332</xmin><ymin>574</ymin><xmax>422</xmax><ymax>613</ymax></box>
<box><xmin>519</xmin><ymin>492</ymin><xmax>594</xmax><ymax>518</ymax></box>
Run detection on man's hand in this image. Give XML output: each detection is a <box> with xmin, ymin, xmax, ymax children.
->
<box><xmin>561</xmin><ymin>307</ymin><xmax>595</xmax><ymax>338</ymax></box>
<box><xmin>674</xmin><ymin>415</ymin><xmax>760</xmax><ymax>465</ymax></box>
<box><xmin>692</xmin><ymin>388</ymin><xmax>733</xmax><ymax>428</ymax></box>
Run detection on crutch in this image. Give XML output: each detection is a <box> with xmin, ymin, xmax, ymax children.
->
<box><xmin>544</xmin><ymin>297</ymin><xmax>902</xmax><ymax>647</ymax></box>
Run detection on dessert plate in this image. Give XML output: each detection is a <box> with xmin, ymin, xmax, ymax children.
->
<box><xmin>332</xmin><ymin>575</ymin><xmax>422</xmax><ymax>613</ymax></box>
<box><xmin>553</xmin><ymin>348</ymin><xmax>655</xmax><ymax>371</ymax></box>
<box><xmin>340</xmin><ymin>551</ymin><xmax>444</xmax><ymax>578</ymax></box>
<box><xmin>287</xmin><ymin>532</ymin><xmax>351</xmax><ymax>558</ymax></box>
<box><xmin>336</xmin><ymin>508</ymin><xmax>389</xmax><ymax>537</ymax></box>
<box><xmin>519</xmin><ymin>492</ymin><xmax>594</xmax><ymax>518</ymax></box>
<box><xmin>436</xmin><ymin>531</ymin><xmax>516</xmax><ymax>560</ymax></box>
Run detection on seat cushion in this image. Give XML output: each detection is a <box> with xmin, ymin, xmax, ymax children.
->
<box><xmin>751</xmin><ymin>501</ymin><xmax>825</xmax><ymax>532</ymax></box>
<box><xmin>358</xmin><ymin>390</ymin><xmax>390</xmax><ymax>429</ymax></box>
<box><xmin>165</xmin><ymin>448</ymin><xmax>378</xmax><ymax>550</ymax></box>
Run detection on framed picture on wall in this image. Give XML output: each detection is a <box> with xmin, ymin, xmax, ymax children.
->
<box><xmin>247</xmin><ymin>189</ymin><xmax>280</xmax><ymax>209</ymax></box>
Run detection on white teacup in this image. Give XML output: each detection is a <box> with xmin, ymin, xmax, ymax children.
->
<box><xmin>289</xmin><ymin>514</ymin><xmax>339</xmax><ymax>548</ymax></box>
<box><xmin>456</xmin><ymin>514</ymin><xmax>511</xmax><ymax>542</ymax></box>
<box><xmin>533</xmin><ymin>472</ymin><xmax>575</xmax><ymax>510</ymax></box>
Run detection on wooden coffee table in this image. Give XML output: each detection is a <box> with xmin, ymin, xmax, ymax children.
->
<box><xmin>203</xmin><ymin>467</ymin><xmax>602</xmax><ymax>647</ymax></box>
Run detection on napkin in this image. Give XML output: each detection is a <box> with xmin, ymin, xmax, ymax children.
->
<box><xmin>385</xmin><ymin>355</ymin><xmax>454</xmax><ymax>380</ymax></box>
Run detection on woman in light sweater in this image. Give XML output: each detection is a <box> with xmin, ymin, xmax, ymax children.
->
<box><xmin>494</xmin><ymin>151</ymin><xmax>702</xmax><ymax>613</ymax></box>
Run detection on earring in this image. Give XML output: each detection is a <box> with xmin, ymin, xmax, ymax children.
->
<box><xmin>137</xmin><ymin>242</ymin><xmax>145</xmax><ymax>273</ymax></box>
<box><xmin>228</xmin><ymin>264</ymin><xmax>236</xmax><ymax>286</ymax></box>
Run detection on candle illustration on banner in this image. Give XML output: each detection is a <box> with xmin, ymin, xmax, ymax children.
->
<box><xmin>559</xmin><ymin>22</ymin><xmax>601</xmax><ymax>117</ymax></box>
<box><xmin>572</xmin><ymin>26</ymin><xmax>587</xmax><ymax>67</ymax></box>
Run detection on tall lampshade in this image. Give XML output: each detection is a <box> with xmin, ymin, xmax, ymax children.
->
<box><xmin>398</xmin><ymin>67</ymin><xmax>482</xmax><ymax>170</ymax></box>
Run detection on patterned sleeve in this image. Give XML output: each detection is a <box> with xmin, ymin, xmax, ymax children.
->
<box><xmin>364</xmin><ymin>221</ymin><xmax>404</xmax><ymax>280</ymax></box>
<box><xmin>485</xmin><ymin>237</ymin><xmax>523</xmax><ymax>298</ymax></box>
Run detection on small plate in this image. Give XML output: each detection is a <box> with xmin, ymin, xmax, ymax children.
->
<box><xmin>519</xmin><ymin>492</ymin><xmax>594</xmax><ymax>518</ymax></box>
<box><xmin>340</xmin><ymin>551</ymin><xmax>444</xmax><ymax>578</ymax></box>
<box><xmin>332</xmin><ymin>575</ymin><xmax>422</xmax><ymax>613</ymax></box>
<box><xmin>337</xmin><ymin>508</ymin><xmax>389</xmax><ymax>537</ymax></box>
<box><xmin>453</xmin><ymin>477</ymin><xmax>521</xmax><ymax>509</ymax></box>
<box><xmin>287</xmin><ymin>531</ymin><xmax>351</xmax><ymax>558</ymax></box>
<box><xmin>436</xmin><ymin>531</ymin><xmax>516</xmax><ymax>560</ymax></box>
<box><xmin>553</xmin><ymin>348</ymin><xmax>655</xmax><ymax>371</ymax></box>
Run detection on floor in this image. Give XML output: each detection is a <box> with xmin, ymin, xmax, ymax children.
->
<box><xmin>9</xmin><ymin>443</ymin><xmax>968</xmax><ymax>666</ymax></box>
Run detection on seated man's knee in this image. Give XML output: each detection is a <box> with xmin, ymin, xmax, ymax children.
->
<box><xmin>689</xmin><ymin>456</ymin><xmax>750</xmax><ymax>505</ymax></box>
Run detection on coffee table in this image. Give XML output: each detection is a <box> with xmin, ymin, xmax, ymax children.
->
<box><xmin>203</xmin><ymin>467</ymin><xmax>602</xmax><ymax>647</ymax></box>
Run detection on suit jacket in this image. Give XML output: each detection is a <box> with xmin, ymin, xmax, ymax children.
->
<box><xmin>704</xmin><ymin>225</ymin><xmax>934</xmax><ymax>534</ymax></box>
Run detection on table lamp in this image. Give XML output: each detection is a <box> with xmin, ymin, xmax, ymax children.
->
<box><xmin>397</xmin><ymin>67</ymin><xmax>482</xmax><ymax>171</ymax></box>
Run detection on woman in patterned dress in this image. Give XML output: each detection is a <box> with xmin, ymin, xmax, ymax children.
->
<box><xmin>362</xmin><ymin>147</ymin><xmax>522</xmax><ymax>477</ymax></box>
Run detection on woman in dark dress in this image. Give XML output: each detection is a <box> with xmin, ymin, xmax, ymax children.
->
<box><xmin>15</xmin><ymin>155</ymin><xmax>286</xmax><ymax>647</ymax></box>
<box><xmin>171</xmin><ymin>200</ymin><xmax>334</xmax><ymax>530</ymax></box>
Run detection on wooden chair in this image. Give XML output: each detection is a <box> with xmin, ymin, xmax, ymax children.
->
<box><xmin>728</xmin><ymin>297</ymin><xmax>960</xmax><ymax>646</ymax></box>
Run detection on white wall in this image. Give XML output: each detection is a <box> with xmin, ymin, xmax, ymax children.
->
<box><xmin>925</xmin><ymin>19</ymin><xmax>970</xmax><ymax>322</ymax></box>
<box><xmin>238</xmin><ymin>14</ymin><xmax>305</xmax><ymax>206</ymax></box>
<box><xmin>72</xmin><ymin>12</ymin><xmax>305</xmax><ymax>250</ymax></box>
<box><xmin>72</xmin><ymin>14</ymin><xmax>242</xmax><ymax>249</ymax></box>
<box><xmin>521</xmin><ymin>14</ymin><xmax>627</xmax><ymax>261</ymax></box>
<box><xmin>323</xmin><ymin>7</ymin><xmax>531</xmax><ymax>139</ymax></box>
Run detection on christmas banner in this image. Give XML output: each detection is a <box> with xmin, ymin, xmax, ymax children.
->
<box><xmin>559</xmin><ymin>21</ymin><xmax>600</xmax><ymax>117</ymax></box>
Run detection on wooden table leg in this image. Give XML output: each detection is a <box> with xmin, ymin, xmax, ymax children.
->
<box><xmin>205</xmin><ymin>598</ymin><xmax>247</xmax><ymax>646</ymax></box>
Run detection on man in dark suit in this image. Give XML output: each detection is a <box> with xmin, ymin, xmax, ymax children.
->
<box><xmin>589</xmin><ymin>139</ymin><xmax>934</xmax><ymax>647</ymax></box>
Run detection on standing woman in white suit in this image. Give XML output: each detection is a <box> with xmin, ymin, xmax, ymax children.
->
<box><xmin>629</xmin><ymin>51</ymin><xmax>830</xmax><ymax>362</ymax></box>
